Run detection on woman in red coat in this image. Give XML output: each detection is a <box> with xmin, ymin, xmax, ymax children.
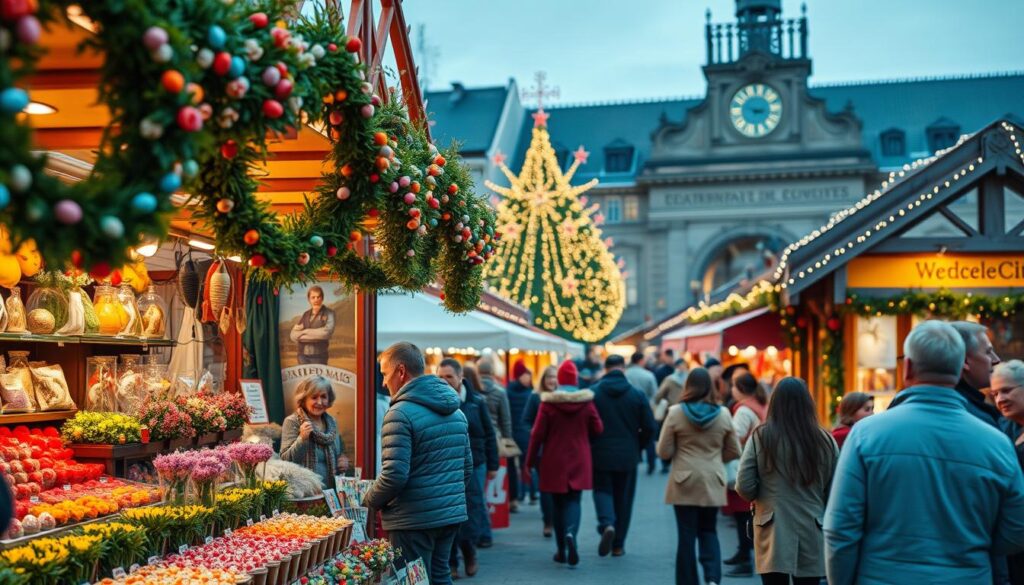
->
<box><xmin>524</xmin><ymin>360</ymin><xmax>604</xmax><ymax>567</ymax></box>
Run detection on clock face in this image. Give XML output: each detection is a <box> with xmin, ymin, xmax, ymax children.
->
<box><xmin>729</xmin><ymin>83</ymin><xmax>783</xmax><ymax>138</ymax></box>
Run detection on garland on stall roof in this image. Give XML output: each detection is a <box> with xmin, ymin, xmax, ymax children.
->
<box><xmin>0</xmin><ymin>0</ymin><xmax>496</xmax><ymax>312</ymax></box>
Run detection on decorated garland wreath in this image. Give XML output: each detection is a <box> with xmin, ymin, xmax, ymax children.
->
<box><xmin>0</xmin><ymin>0</ymin><xmax>497</xmax><ymax>312</ymax></box>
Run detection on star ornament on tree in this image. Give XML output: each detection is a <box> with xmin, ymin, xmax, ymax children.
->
<box><xmin>572</xmin><ymin>146</ymin><xmax>590</xmax><ymax>165</ymax></box>
<box><xmin>532</xmin><ymin>109</ymin><xmax>550</xmax><ymax>128</ymax></box>
<box><xmin>491</xmin><ymin>150</ymin><xmax>507</xmax><ymax>166</ymax></box>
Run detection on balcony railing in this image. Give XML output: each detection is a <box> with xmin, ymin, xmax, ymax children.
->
<box><xmin>705</xmin><ymin>15</ymin><xmax>808</xmax><ymax>65</ymax></box>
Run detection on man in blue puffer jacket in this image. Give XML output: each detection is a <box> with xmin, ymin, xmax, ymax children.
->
<box><xmin>825</xmin><ymin>320</ymin><xmax>1024</xmax><ymax>585</ymax></box>
<box><xmin>366</xmin><ymin>342</ymin><xmax>473</xmax><ymax>585</ymax></box>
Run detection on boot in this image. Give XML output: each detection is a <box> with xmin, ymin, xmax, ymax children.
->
<box><xmin>725</xmin><ymin>562</ymin><xmax>753</xmax><ymax>577</ymax></box>
<box><xmin>460</xmin><ymin>543</ymin><xmax>478</xmax><ymax>577</ymax></box>
<box><xmin>724</xmin><ymin>549</ymin><xmax>750</xmax><ymax>566</ymax></box>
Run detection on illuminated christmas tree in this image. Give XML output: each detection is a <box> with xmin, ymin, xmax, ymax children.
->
<box><xmin>485</xmin><ymin>107</ymin><xmax>625</xmax><ymax>342</ymax></box>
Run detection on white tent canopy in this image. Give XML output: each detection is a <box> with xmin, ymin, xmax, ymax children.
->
<box><xmin>377</xmin><ymin>292</ymin><xmax>583</xmax><ymax>356</ymax></box>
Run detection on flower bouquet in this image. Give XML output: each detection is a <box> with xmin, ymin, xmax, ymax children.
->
<box><xmin>60</xmin><ymin>411</ymin><xmax>142</xmax><ymax>445</ymax></box>
<box><xmin>81</xmin><ymin>522</ymin><xmax>148</xmax><ymax>578</ymax></box>
<box><xmin>260</xmin><ymin>480</ymin><xmax>289</xmax><ymax>519</ymax></box>
<box><xmin>216</xmin><ymin>488</ymin><xmax>263</xmax><ymax>531</ymax></box>
<box><xmin>226</xmin><ymin>442</ymin><xmax>273</xmax><ymax>489</ymax></box>
<box><xmin>190</xmin><ymin>449</ymin><xmax>232</xmax><ymax>508</ymax></box>
<box><xmin>137</xmin><ymin>400</ymin><xmax>194</xmax><ymax>442</ymax></box>
<box><xmin>205</xmin><ymin>391</ymin><xmax>252</xmax><ymax>431</ymax></box>
<box><xmin>120</xmin><ymin>505</ymin><xmax>213</xmax><ymax>555</ymax></box>
<box><xmin>348</xmin><ymin>539</ymin><xmax>396</xmax><ymax>578</ymax></box>
<box><xmin>178</xmin><ymin>396</ymin><xmax>228</xmax><ymax>437</ymax></box>
<box><xmin>153</xmin><ymin>451</ymin><xmax>193</xmax><ymax>505</ymax></box>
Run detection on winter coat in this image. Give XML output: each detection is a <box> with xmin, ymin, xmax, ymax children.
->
<box><xmin>280</xmin><ymin>411</ymin><xmax>345</xmax><ymax>489</ymax></box>
<box><xmin>736</xmin><ymin>428</ymin><xmax>839</xmax><ymax>577</ymax></box>
<box><xmin>523</xmin><ymin>391</ymin><xmax>542</xmax><ymax>428</ymax></box>
<box><xmin>890</xmin><ymin>378</ymin><xmax>1009</xmax><ymax>435</ymax></box>
<box><xmin>364</xmin><ymin>375</ymin><xmax>474</xmax><ymax>531</ymax></box>
<box><xmin>824</xmin><ymin>385</ymin><xmax>1024</xmax><ymax>585</ymax></box>
<box><xmin>625</xmin><ymin>365</ymin><xmax>659</xmax><ymax>403</ymax></box>
<box><xmin>478</xmin><ymin>377</ymin><xmax>513</xmax><ymax>440</ymax></box>
<box><xmin>506</xmin><ymin>380</ymin><xmax>534</xmax><ymax>453</ymax></box>
<box><xmin>460</xmin><ymin>385</ymin><xmax>499</xmax><ymax>472</ymax></box>
<box><xmin>655</xmin><ymin>374</ymin><xmax>686</xmax><ymax>407</ymax></box>
<box><xmin>525</xmin><ymin>389</ymin><xmax>604</xmax><ymax>493</ymax></box>
<box><xmin>590</xmin><ymin>370</ymin><xmax>657</xmax><ymax>471</ymax></box>
<box><xmin>657</xmin><ymin>402</ymin><xmax>741</xmax><ymax>507</ymax></box>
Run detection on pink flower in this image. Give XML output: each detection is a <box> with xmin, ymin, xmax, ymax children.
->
<box><xmin>226</xmin><ymin>442</ymin><xmax>274</xmax><ymax>466</ymax></box>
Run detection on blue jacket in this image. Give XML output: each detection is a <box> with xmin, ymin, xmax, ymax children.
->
<box><xmin>460</xmin><ymin>386</ymin><xmax>499</xmax><ymax>472</ymax></box>
<box><xmin>589</xmin><ymin>370</ymin><xmax>657</xmax><ymax>471</ymax></box>
<box><xmin>824</xmin><ymin>385</ymin><xmax>1024</xmax><ymax>585</ymax></box>
<box><xmin>364</xmin><ymin>375</ymin><xmax>473</xmax><ymax>531</ymax></box>
<box><xmin>506</xmin><ymin>380</ymin><xmax>534</xmax><ymax>452</ymax></box>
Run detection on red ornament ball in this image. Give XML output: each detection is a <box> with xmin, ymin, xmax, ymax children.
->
<box><xmin>89</xmin><ymin>262</ymin><xmax>112</xmax><ymax>279</ymax></box>
<box><xmin>262</xmin><ymin>99</ymin><xmax>284</xmax><ymax>119</ymax></box>
<box><xmin>326</xmin><ymin>245</ymin><xmax>338</xmax><ymax>257</ymax></box>
<box><xmin>0</xmin><ymin>0</ymin><xmax>32</xmax><ymax>23</ymax></box>
<box><xmin>216</xmin><ymin>199</ymin><xmax>234</xmax><ymax>214</ymax></box>
<box><xmin>212</xmin><ymin>51</ymin><xmax>233</xmax><ymax>76</ymax></box>
<box><xmin>434</xmin><ymin>155</ymin><xmax>446</xmax><ymax>167</ymax></box>
<box><xmin>795</xmin><ymin>316</ymin><xmax>808</xmax><ymax>328</ymax></box>
<box><xmin>369</xmin><ymin>173</ymin><xmax>380</xmax><ymax>184</ymax></box>
<box><xmin>367</xmin><ymin>208</ymin><xmax>380</xmax><ymax>218</ymax></box>
<box><xmin>274</xmin><ymin>79</ymin><xmax>294</xmax><ymax>99</ymax></box>
<box><xmin>249</xmin><ymin>12</ymin><xmax>269</xmax><ymax>29</ymax></box>
<box><xmin>373</xmin><ymin>132</ymin><xmax>388</xmax><ymax>146</ymax></box>
<box><xmin>447</xmin><ymin>184</ymin><xmax>459</xmax><ymax>195</ymax></box>
<box><xmin>175</xmin><ymin>106</ymin><xmax>203</xmax><ymax>132</ymax></box>
<box><xmin>826</xmin><ymin>317</ymin><xmax>841</xmax><ymax>332</ymax></box>
<box><xmin>110</xmin><ymin>269</ymin><xmax>123</xmax><ymax>286</ymax></box>
<box><xmin>70</xmin><ymin>250</ymin><xmax>83</xmax><ymax>268</ymax></box>
<box><xmin>243</xmin><ymin>229</ymin><xmax>260</xmax><ymax>246</ymax></box>
<box><xmin>327</xmin><ymin>43</ymin><xmax>337</xmax><ymax>52</ymax></box>
<box><xmin>220</xmin><ymin>140</ymin><xmax>239</xmax><ymax>159</ymax></box>
<box><xmin>248</xmin><ymin>254</ymin><xmax>267</xmax><ymax>267</ymax></box>
<box><xmin>345</xmin><ymin>37</ymin><xmax>362</xmax><ymax>53</ymax></box>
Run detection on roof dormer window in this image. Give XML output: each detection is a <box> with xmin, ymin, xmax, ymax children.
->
<box><xmin>926</xmin><ymin>118</ymin><xmax>960</xmax><ymax>153</ymax></box>
<box><xmin>604</xmin><ymin>140</ymin><xmax>635</xmax><ymax>173</ymax></box>
<box><xmin>880</xmin><ymin>128</ymin><xmax>905</xmax><ymax>157</ymax></box>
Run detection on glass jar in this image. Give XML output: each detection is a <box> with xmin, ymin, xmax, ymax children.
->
<box><xmin>5</xmin><ymin>286</ymin><xmax>26</xmax><ymax>333</ymax></box>
<box><xmin>117</xmin><ymin>354</ymin><xmax>145</xmax><ymax>414</ymax></box>
<box><xmin>144</xmin><ymin>363</ymin><xmax>171</xmax><ymax>400</ymax></box>
<box><xmin>93</xmin><ymin>285</ymin><xmax>127</xmax><ymax>336</ymax></box>
<box><xmin>137</xmin><ymin>285</ymin><xmax>167</xmax><ymax>339</ymax></box>
<box><xmin>26</xmin><ymin>285</ymin><xmax>68</xmax><ymax>333</ymax></box>
<box><xmin>86</xmin><ymin>356</ymin><xmax>118</xmax><ymax>412</ymax></box>
<box><xmin>117</xmin><ymin>285</ymin><xmax>141</xmax><ymax>337</ymax></box>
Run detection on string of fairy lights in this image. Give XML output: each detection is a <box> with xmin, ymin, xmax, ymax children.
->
<box><xmin>484</xmin><ymin>116</ymin><xmax>625</xmax><ymax>343</ymax></box>
<box><xmin>644</xmin><ymin>121</ymin><xmax>1024</xmax><ymax>338</ymax></box>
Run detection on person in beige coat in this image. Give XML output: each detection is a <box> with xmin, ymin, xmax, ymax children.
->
<box><xmin>735</xmin><ymin>377</ymin><xmax>839</xmax><ymax>585</ymax></box>
<box><xmin>657</xmin><ymin>367</ymin><xmax>741</xmax><ymax>585</ymax></box>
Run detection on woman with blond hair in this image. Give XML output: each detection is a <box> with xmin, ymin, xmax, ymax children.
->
<box><xmin>281</xmin><ymin>375</ymin><xmax>349</xmax><ymax>489</ymax></box>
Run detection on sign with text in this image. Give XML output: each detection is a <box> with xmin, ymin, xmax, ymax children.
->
<box><xmin>239</xmin><ymin>379</ymin><xmax>270</xmax><ymax>424</ymax></box>
<box><xmin>651</xmin><ymin>180</ymin><xmax>860</xmax><ymax>215</ymax></box>
<box><xmin>848</xmin><ymin>254</ymin><xmax>1024</xmax><ymax>290</ymax></box>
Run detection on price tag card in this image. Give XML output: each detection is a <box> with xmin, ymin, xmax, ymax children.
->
<box><xmin>246</xmin><ymin>518</ymin><xmax>254</xmax><ymax>527</ymax></box>
<box><xmin>178</xmin><ymin>544</ymin><xmax>188</xmax><ymax>554</ymax></box>
<box><xmin>273</xmin><ymin>509</ymin><xmax>279</xmax><ymax>517</ymax></box>
<box><xmin>260</xmin><ymin>514</ymin><xmax>267</xmax><ymax>522</ymax></box>
<box><xmin>112</xmin><ymin>568</ymin><xmax>127</xmax><ymax>578</ymax></box>
<box><xmin>148</xmin><ymin>555</ymin><xmax>160</xmax><ymax>565</ymax></box>
<box><xmin>62</xmin><ymin>484</ymin><xmax>71</xmax><ymax>492</ymax></box>
<box><xmin>29</xmin><ymin>496</ymin><xmax>39</xmax><ymax>504</ymax></box>
<box><xmin>99</xmin><ymin>476</ymin><xmax>108</xmax><ymax>484</ymax></box>
<box><xmin>205</xmin><ymin>536</ymin><xmax>214</xmax><ymax>545</ymax></box>
<box><xmin>129</xmin><ymin>564</ymin><xmax>140</xmax><ymax>574</ymax></box>
<box><xmin>224</xmin><ymin>528</ymin><xmax>233</xmax><ymax>537</ymax></box>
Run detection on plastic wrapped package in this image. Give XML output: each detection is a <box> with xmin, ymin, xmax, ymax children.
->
<box><xmin>7</xmin><ymin>351</ymin><xmax>37</xmax><ymax>410</ymax></box>
<box><xmin>137</xmin><ymin>285</ymin><xmax>167</xmax><ymax>339</ymax></box>
<box><xmin>117</xmin><ymin>284</ymin><xmax>141</xmax><ymax>337</ymax></box>
<box><xmin>29</xmin><ymin>363</ymin><xmax>75</xmax><ymax>411</ymax></box>
<box><xmin>5</xmin><ymin>287</ymin><xmax>26</xmax><ymax>333</ymax></box>
<box><xmin>117</xmin><ymin>354</ymin><xmax>145</xmax><ymax>414</ymax></box>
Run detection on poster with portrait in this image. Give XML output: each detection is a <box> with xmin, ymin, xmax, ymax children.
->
<box><xmin>278</xmin><ymin>281</ymin><xmax>359</xmax><ymax>462</ymax></box>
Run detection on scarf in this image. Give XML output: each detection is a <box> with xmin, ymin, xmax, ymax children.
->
<box><xmin>300</xmin><ymin>409</ymin><xmax>338</xmax><ymax>487</ymax></box>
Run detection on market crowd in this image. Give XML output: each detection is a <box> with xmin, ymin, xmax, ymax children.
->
<box><xmin>366</xmin><ymin>318</ymin><xmax>1024</xmax><ymax>585</ymax></box>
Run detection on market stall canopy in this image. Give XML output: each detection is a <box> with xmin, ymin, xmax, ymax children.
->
<box><xmin>660</xmin><ymin>307</ymin><xmax>782</xmax><ymax>355</ymax></box>
<box><xmin>377</xmin><ymin>292</ymin><xmax>583</xmax><ymax>355</ymax></box>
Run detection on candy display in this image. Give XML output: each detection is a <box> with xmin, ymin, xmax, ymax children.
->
<box><xmin>93</xmin><ymin>284</ymin><xmax>129</xmax><ymax>336</ymax></box>
<box><xmin>96</xmin><ymin>566</ymin><xmax>245</xmax><ymax>585</ymax></box>
<box><xmin>137</xmin><ymin>285</ymin><xmax>167</xmax><ymax>339</ymax></box>
<box><xmin>86</xmin><ymin>355</ymin><xmax>118</xmax><ymax>412</ymax></box>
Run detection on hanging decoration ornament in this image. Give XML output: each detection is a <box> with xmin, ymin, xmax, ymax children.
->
<box><xmin>485</xmin><ymin>110</ymin><xmax>624</xmax><ymax>341</ymax></box>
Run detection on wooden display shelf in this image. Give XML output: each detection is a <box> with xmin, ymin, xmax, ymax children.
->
<box><xmin>0</xmin><ymin>333</ymin><xmax>174</xmax><ymax>347</ymax></box>
<box><xmin>0</xmin><ymin>409</ymin><xmax>77</xmax><ymax>424</ymax></box>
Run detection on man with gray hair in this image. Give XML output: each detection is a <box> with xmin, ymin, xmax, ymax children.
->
<box><xmin>366</xmin><ymin>342</ymin><xmax>473</xmax><ymax>585</ymax></box>
<box><xmin>890</xmin><ymin>320</ymin><xmax>1005</xmax><ymax>430</ymax></box>
<box><xmin>825</xmin><ymin>320</ymin><xmax>1024</xmax><ymax>585</ymax></box>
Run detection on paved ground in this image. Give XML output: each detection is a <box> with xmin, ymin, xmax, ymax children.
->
<box><xmin>469</xmin><ymin>465</ymin><xmax>760</xmax><ymax>584</ymax></box>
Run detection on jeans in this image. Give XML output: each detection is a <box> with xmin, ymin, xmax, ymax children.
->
<box><xmin>507</xmin><ymin>456</ymin><xmax>520</xmax><ymax>503</ymax></box>
<box><xmin>550</xmin><ymin>490</ymin><xmax>582</xmax><ymax>556</ymax></box>
<box><xmin>449</xmin><ymin>464</ymin><xmax>484</xmax><ymax>569</ymax></box>
<box><xmin>760</xmin><ymin>574</ymin><xmax>822</xmax><ymax>585</ymax></box>
<box><xmin>470</xmin><ymin>464</ymin><xmax>491</xmax><ymax>542</ymax></box>
<box><xmin>592</xmin><ymin>468</ymin><xmax>638</xmax><ymax>549</ymax></box>
<box><xmin>673</xmin><ymin>505</ymin><xmax>721</xmax><ymax>585</ymax></box>
<box><xmin>644</xmin><ymin>439</ymin><xmax>657</xmax><ymax>472</ymax></box>
<box><xmin>734</xmin><ymin>509</ymin><xmax>753</xmax><ymax>556</ymax></box>
<box><xmin>528</xmin><ymin>467</ymin><xmax>539</xmax><ymax>500</ymax></box>
<box><xmin>389</xmin><ymin>524</ymin><xmax>460</xmax><ymax>585</ymax></box>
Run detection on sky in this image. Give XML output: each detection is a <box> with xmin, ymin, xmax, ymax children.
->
<box><xmin>399</xmin><ymin>0</ymin><xmax>1024</xmax><ymax>104</ymax></box>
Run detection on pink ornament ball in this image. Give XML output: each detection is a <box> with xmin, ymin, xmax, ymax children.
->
<box><xmin>15</xmin><ymin>15</ymin><xmax>39</xmax><ymax>45</ymax></box>
<box><xmin>360</xmin><ymin>104</ymin><xmax>374</xmax><ymax>118</ymax></box>
<box><xmin>142</xmin><ymin>26</ymin><xmax>168</xmax><ymax>51</ymax></box>
<box><xmin>389</xmin><ymin>182</ymin><xmax>399</xmax><ymax>193</ymax></box>
<box><xmin>335</xmin><ymin>186</ymin><xmax>350</xmax><ymax>201</ymax></box>
<box><xmin>261</xmin><ymin>66</ymin><xmax>281</xmax><ymax>87</ymax></box>
<box><xmin>54</xmin><ymin>199</ymin><xmax>83</xmax><ymax>225</ymax></box>
<box><xmin>398</xmin><ymin>176</ymin><xmax>411</xmax><ymax>188</ymax></box>
<box><xmin>406</xmin><ymin>249</ymin><xmax>415</xmax><ymax>257</ymax></box>
<box><xmin>403</xmin><ymin>193</ymin><xmax>415</xmax><ymax>205</ymax></box>
<box><xmin>176</xmin><ymin>106</ymin><xmax>204</xmax><ymax>132</ymax></box>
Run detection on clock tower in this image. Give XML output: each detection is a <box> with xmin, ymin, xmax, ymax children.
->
<box><xmin>640</xmin><ymin>1</ymin><xmax>876</xmax><ymax>305</ymax></box>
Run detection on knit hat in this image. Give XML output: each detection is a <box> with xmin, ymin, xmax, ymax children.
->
<box><xmin>512</xmin><ymin>360</ymin><xmax>529</xmax><ymax>379</ymax></box>
<box><xmin>557</xmin><ymin>360</ymin><xmax>578</xmax><ymax>387</ymax></box>
<box><xmin>703</xmin><ymin>357</ymin><xmax>721</xmax><ymax>368</ymax></box>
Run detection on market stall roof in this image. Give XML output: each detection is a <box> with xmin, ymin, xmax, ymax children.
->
<box><xmin>660</xmin><ymin>307</ymin><xmax>782</xmax><ymax>355</ymax></box>
<box><xmin>377</xmin><ymin>292</ymin><xmax>583</xmax><ymax>355</ymax></box>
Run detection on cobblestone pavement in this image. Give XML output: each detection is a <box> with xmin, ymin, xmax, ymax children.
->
<box><xmin>468</xmin><ymin>465</ymin><xmax>761</xmax><ymax>585</ymax></box>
